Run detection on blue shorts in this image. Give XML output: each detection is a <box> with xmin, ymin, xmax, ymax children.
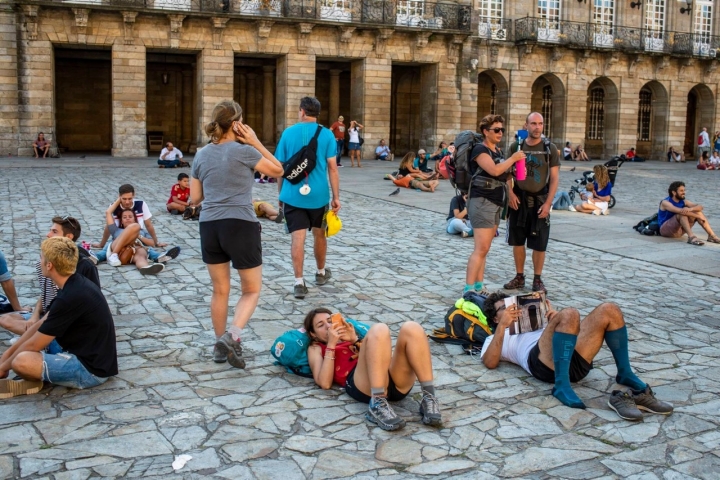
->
<box><xmin>41</xmin><ymin>351</ymin><xmax>108</xmax><ymax>389</ymax></box>
<box><xmin>348</xmin><ymin>142</ymin><xmax>361</xmax><ymax>151</ymax></box>
<box><xmin>0</xmin><ymin>250</ymin><xmax>11</xmax><ymax>282</ymax></box>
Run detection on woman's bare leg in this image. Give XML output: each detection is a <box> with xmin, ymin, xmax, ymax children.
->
<box><xmin>110</xmin><ymin>224</ymin><xmax>140</xmax><ymax>253</ymax></box>
<box><xmin>207</xmin><ymin>262</ymin><xmax>231</xmax><ymax>338</ymax></box>
<box><xmin>388</xmin><ymin>322</ymin><xmax>433</xmax><ymax>392</ymax></box>
<box><xmin>232</xmin><ymin>265</ymin><xmax>262</xmax><ymax>330</ymax></box>
<box><xmin>350</xmin><ymin>323</ymin><xmax>392</xmax><ymax>396</ymax></box>
<box><xmin>133</xmin><ymin>247</ymin><xmax>150</xmax><ymax>269</ymax></box>
<box><xmin>465</xmin><ymin>227</ymin><xmax>496</xmax><ymax>284</ymax></box>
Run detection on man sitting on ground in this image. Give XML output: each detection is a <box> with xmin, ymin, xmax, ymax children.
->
<box><xmin>414</xmin><ymin>149</ymin><xmax>432</xmax><ymax>173</ymax></box>
<box><xmin>375</xmin><ymin>139</ymin><xmax>393</xmax><ymax>161</ymax></box>
<box><xmin>0</xmin><ymin>216</ymin><xmax>100</xmax><ymax>336</ymax></box>
<box><xmin>158</xmin><ymin>142</ymin><xmax>188</xmax><ymax>168</ymax></box>
<box><xmin>0</xmin><ymin>237</ymin><xmax>117</xmax><ymax>398</ymax></box>
<box><xmin>0</xmin><ymin>249</ymin><xmax>23</xmax><ymax>312</ymax></box>
<box><xmin>658</xmin><ymin>181</ymin><xmax>720</xmax><ymax>245</ymax></box>
<box><xmin>480</xmin><ymin>292</ymin><xmax>673</xmax><ymax>421</ymax></box>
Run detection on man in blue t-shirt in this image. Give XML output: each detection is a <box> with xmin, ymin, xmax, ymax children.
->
<box><xmin>275</xmin><ymin>96</ymin><xmax>340</xmax><ymax>299</ymax></box>
<box><xmin>658</xmin><ymin>181</ymin><xmax>719</xmax><ymax>245</ymax></box>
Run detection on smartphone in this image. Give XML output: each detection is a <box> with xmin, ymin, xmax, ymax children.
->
<box><xmin>330</xmin><ymin>313</ymin><xmax>344</xmax><ymax>328</ymax></box>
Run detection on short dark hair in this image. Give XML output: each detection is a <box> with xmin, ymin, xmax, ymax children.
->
<box><xmin>483</xmin><ymin>291</ymin><xmax>510</xmax><ymax>327</ymax></box>
<box><xmin>178</xmin><ymin>173</ymin><xmax>189</xmax><ymax>181</ymax></box>
<box><xmin>302</xmin><ymin>307</ymin><xmax>333</xmax><ymax>343</ymax></box>
<box><xmin>299</xmin><ymin>96</ymin><xmax>321</xmax><ymax>118</ymax></box>
<box><xmin>119</xmin><ymin>184</ymin><xmax>135</xmax><ymax>195</ymax></box>
<box><xmin>51</xmin><ymin>216</ymin><xmax>81</xmax><ymax>241</ymax></box>
<box><xmin>668</xmin><ymin>181</ymin><xmax>685</xmax><ymax>197</ymax></box>
<box><xmin>479</xmin><ymin>114</ymin><xmax>505</xmax><ymax>133</ymax></box>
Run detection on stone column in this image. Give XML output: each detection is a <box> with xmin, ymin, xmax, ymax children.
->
<box><xmin>0</xmin><ymin>5</ymin><xmax>19</xmax><ymax>155</ymax></box>
<box><xmin>564</xmin><ymin>74</ymin><xmax>587</xmax><ymax>151</ymax></box>
<box><xmin>276</xmin><ymin>52</ymin><xmax>316</xmax><ymax>135</ymax></box>
<box><xmin>196</xmin><ymin>47</ymin><xmax>234</xmax><ymax>145</ymax></box>
<box><xmin>111</xmin><ymin>43</ymin><xmax>147</xmax><ymax>157</ymax></box>
<box><xmin>460</xmin><ymin>72</ymin><xmax>478</xmax><ymax>133</ymax></box>
<box><xmin>262</xmin><ymin>65</ymin><xmax>275</xmax><ymax>144</ymax></box>
<box><xmin>328</xmin><ymin>68</ymin><xmax>342</xmax><ymax>122</ymax></box>
<box><xmin>617</xmin><ymin>76</ymin><xmax>641</xmax><ymax>157</ymax></box>
<box><xmin>420</xmin><ymin>63</ymin><xmax>439</xmax><ymax>151</ymax></box>
<box><xmin>181</xmin><ymin>70</ymin><xmax>193</xmax><ymax>148</ymax></box>
<box><xmin>350</xmin><ymin>56</ymin><xmax>391</xmax><ymax>160</ymax></box>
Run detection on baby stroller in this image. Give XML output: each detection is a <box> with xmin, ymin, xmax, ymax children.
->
<box><xmin>567</xmin><ymin>155</ymin><xmax>625</xmax><ymax>209</ymax></box>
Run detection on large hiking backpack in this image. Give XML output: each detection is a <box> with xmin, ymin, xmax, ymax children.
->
<box><xmin>429</xmin><ymin>292</ymin><xmax>493</xmax><ymax>350</ymax></box>
<box><xmin>633</xmin><ymin>212</ymin><xmax>660</xmax><ymax>236</ymax></box>
<box><xmin>270</xmin><ymin>318</ymin><xmax>370</xmax><ymax>377</ymax></box>
<box><xmin>449</xmin><ymin>131</ymin><xmax>484</xmax><ymax>193</ymax></box>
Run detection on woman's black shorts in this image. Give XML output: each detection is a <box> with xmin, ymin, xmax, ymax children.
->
<box><xmin>527</xmin><ymin>343</ymin><xmax>593</xmax><ymax>384</ymax></box>
<box><xmin>344</xmin><ymin>367</ymin><xmax>410</xmax><ymax>404</ymax></box>
<box><xmin>199</xmin><ymin>218</ymin><xmax>262</xmax><ymax>270</ymax></box>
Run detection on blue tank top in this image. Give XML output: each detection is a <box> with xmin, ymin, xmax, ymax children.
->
<box><xmin>658</xmin><ymin>196</ymin><xmax>684</xmax><ymax>226</ymax></box>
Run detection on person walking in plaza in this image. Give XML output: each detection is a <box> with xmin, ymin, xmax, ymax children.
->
<box><xmin>276</xmin><ymin>97</ymin><xmax>340</xmax><ymax>299</ymax></box>
<box><xmin>191</xmin><ymin>100</ymin><xmax>284</xmax><ymax>368</ymax></box>
<box><xmin>465</xmin><ymin>114</ymin><xmax>526</xmax><ymax>294</ymax></box>
<box><xmin>329</xmin><ymin>115</ymin><xmax>346</xmax><ymax>167</ymax></box>
<box><xmin>658</xmin><ymin>181</ymin><xmax>720</xmax><ymax>245</ymax></box>
<box><xmin>698</xmin><ymin>127</ymin><xmax>711</xmax><ymax>159</ymax></box>
<box><xmin>348</xmin><ymin>120</ymin><xmax>363</xmax><ymax>167</ymax></box>
<box><xmin>503</xmin><ymin>112</ymin><xmax>560</xmax><ymax>294</ymax></box>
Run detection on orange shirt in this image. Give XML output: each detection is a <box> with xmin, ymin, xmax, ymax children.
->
<box><xmin>392</xmin><ymin>176</ymin><xmax>414</xmax><ymax>188</ymax></box>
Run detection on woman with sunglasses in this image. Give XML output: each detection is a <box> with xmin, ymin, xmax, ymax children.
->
<box><xmin>464</xmin><ymin>114</ymin><xmax>526</xmax><ymax>295</ymax></box>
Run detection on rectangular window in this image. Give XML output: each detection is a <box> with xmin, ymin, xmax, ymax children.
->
<box><xmin>537</xmin><ymin>0</ymin><xmax>561</xmax><ymax>42</ymax></box>
<box><xmin>644</xmin><ymin>0</ymin><xmax>666</xmax><ymax>52</ymax></box>
<box><xmin>478</xmin><ymin>0</ymin><xmax>506</xmax><ymax>39</ymax></box>
<box><xmin>397</xmin><ymin>0</ymin><xmax>426</xmax><ymax>27</ymax></box>
<box><xmin>592</xmin><ymin>0</ymin><xmax>614</xmax><ymax>47</ymax></box>
<box><xmin>320</xmin><ymin>0</ymin><xmax>353</xmax><ymax>22</ymax></box>
<box><xmin>694</xmin><ymin>1</ymin><xmax>713</xmax><ymax>55</ymax></box>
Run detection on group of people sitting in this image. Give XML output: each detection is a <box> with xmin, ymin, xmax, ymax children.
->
<box><xmin>562</xmin><ymin>142</ymin><xmax>589</xmax><ymax>162</ymax></box>
<box><xmin>383</xmin><ymin>142</ymin><xmax>457</xmax><ymax>193</ymax></box>
<box><xmin>696</xmin><ymin>150</ymin><xmax>720</xmax><ymax>170</ymax></box>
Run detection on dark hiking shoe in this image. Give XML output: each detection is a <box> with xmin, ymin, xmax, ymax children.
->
<box><xmin>212</xmin><ymin>344</ymin><xmax>227</xmax><ymax>364</ymax></box>
<box><xmin>215</xmin><ymin>332</ymin><xmax>246</xmax><ymax>369</ymax></box>
<box><xmin>315</xmin><ymin>268</ymin><xmax>332</xmax><ymax>286</ymax></box>
<box><xmin>157</xmin><ymin>246</ymin><xmax>181</xmax><ymax>263</ymax></box>
<box><xmin>532</xmin><ymin>277</ymin><xmax>547</xmax><ymax>293</ymax></box>
<box><xmin>608</xmin><ymin>390</ymin><xmax>643</xmax><ymax>421</ymax></box>
<box><xmin>419</xmin><ymin>393</ymin><xmax>442</xmax><ymax>426</ymax></box>
<box><xmin>274</xmin><ymin>207</ymin><xmax>285</xmax><ymax>224</ymax></box>
<box><xmin>366</xmin><ymin>397</ymin><xmax>406</xmax><ymax>431</ymax></box>
<box><xmin>293</xmin><ymin>283</ymin><xmax>308</xmax><ymax>299</ymax></box>
<box><xmin>632</xmin><ymin>387</ymin><xmax>673</xmax><ymax>415</ymax></box>
<box><xmin>503</xmin><ymin>274</ymin><xmax>525</xmax><ymax>290</ymax></box>
<box><xmin>139</xmin><ymin>264</ymin><xmax>164</xmax><ymax>275</ymax></box>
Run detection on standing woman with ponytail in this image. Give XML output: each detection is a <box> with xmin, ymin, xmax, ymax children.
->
<box><xmin>191</xmin><ymin>101</ymin><xmax>284</xmax><ymax>368</ymax></box>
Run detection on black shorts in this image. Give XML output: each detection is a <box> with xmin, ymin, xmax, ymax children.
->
<box><xmin>199</xmin><ymin>218</ymin><xmax>262</xmax><ymax>270</ymax></box>
<box><xmin>526</xmin><ymin>343</ymin><xmax>593</xmax><ymax>384</ymax></box>
<box><xmin>284</xmin><ymin>203</ymin><xmax>328</xmax><ymax>234</ymax></box>
<box><xmin>506</xmin><ymin>204</ymin><xmax>551</xmax><ymax>252</ymax></box>
<box><xmin>344</xmin><ymin>367</ymin><xmax>410</xmax><ymax>404</ymax></box>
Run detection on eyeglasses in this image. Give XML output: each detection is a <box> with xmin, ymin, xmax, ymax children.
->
<box><xmin>485</xmin><ymin>127</ymin><xmax>505</xmax><ymax>134</ymax></box>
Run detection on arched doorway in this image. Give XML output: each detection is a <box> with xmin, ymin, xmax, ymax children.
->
<box><xmin>477</xmin><ymin>70</ymin><xmax>509</xmax><ymax>148</ymax></box>
<box><xmin>636</xmin><ymin>81</ymin><xmax>669</xmax><ymax>160</ymax></box>
<box><xmin>684</xmin><ymin>84</ymin><xmax>714</xmax><ymax>159</ymax></box>
<box><xmin>585</xmin><ymin>77</ymin><xmax>619</xmax><ymax>159</ymax></box>
<box><xmin>530</xmin><ymin>74</ymin><xmax>566</xmax><ymax>145</ymax></box>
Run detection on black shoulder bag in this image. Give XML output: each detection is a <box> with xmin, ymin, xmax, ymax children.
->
<box><xmin>283</xmin><ymin>125</ymin><xmax>323</xmax><ymax>184</ymax></box>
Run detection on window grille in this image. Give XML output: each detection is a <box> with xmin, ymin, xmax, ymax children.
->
<box><xmin>542</xmin><ymin>85</ymin><xmax>553</xmax><ymax>138</ymax></box>
<box><xmin>588</xmin><ymin>87</ymin><xmax>605</xmax><ymax>140</ymax></box>
<box><xmin>490</xmin><ymin>83</ymin><xmax>497</xmax><ymax>115</ymax></box>
<box><xmin>538</xmin><ymin>0</ymin><xmax>561</xmax><ymax>30</ymax></box>
<box><xmin>637</xmin><ymin>88</ymin><xmax>652</xmax><ymax>142</ymax></box>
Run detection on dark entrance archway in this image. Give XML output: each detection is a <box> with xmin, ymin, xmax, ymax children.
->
<box><xmin>390</xmin><ymin>64</ymin><xmax>438</xmax><ymax>155</ymax></box>
<box><xmin>530</xmin><ymin>73</ymin><xmax>566</xmax><ymax>145</ymax></box>
<box><xmin>235</xmin><ymin>55</ymin><xmax>278</xmax><ymax>145</ymax></box>
<box><xmin>684</xmin><ymin>84</ymin><xmax>714</xmax><ymax>159</ymax></box>
<box><xmin>585</xmin><ymin>77</ymin><xmax>620</xmax><ymax>159</ymax></box>
<box><xmin>477</xmin><ymin>70</ymin><xmax>509</xmax><ymax>149</ymax></box>
<box><xmin>637</xmin><ymin>81</ymin><xmax>669</xmax><ymax>160</ymax></box>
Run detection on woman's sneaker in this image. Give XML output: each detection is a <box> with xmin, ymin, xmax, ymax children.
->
<box><xmin>568</xmin><ymin>205</ymin><xmax>577</xmax><ymax>212</ymax></box>
<box><xmin>366</xmin><ymin>396</ymin><xmax>405</xmax><ymax>431</ymax></box>
<box><xmin>108</xmin><ymin>253</ymin><xmax>122</xmax><ymax>267</ymax></box>
<box><xmin>631</xmin><ymin>387</ymin><xmax>673</xmax><ymax>415</ymax></box>
<box><xmin>157</xmin><ymin>246</ymin><xmax>181</xmax><ymax>263</ymax></box>
<box><xmin>215</xmin><ymin>332</ymin><xmax>246</xmax><ymax>369</ymax></box>
<box><xmin>419</xmin><ymin>393</ymin><xmax>442</xmax><ymax>426</ymax></box>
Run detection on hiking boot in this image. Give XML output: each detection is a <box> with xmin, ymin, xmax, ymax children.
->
<box><xmin>215</xmin><ymin>332</ymin><xmax>246</xmax><ymax>369</ymax></box>
<box><xmin>212</xmin><ymin>344</ymin><xmax>227</xmax><ymax>364</ymax></box>
<box><xmin>293</xmin><ymin>282</ymin><xmax>308</xmax><ymax>299</ymax></box>
<box><xmin>0</xmin><ymin>379</ymin><xmax>44</xmax><ymax>399</ymax></box>
<box><xmin>157</xmin><ymin>246</ymin><xmax>181</xmax><ymax>263</ymax></box>
<box><xmin>532</xmin><ymin>277</ymin><xmax>547</xmax><ymax>293</ymax></box>
<box><xmin>503</xmin><ymin>274</ymin><xmax>525</xmax><ymax>290</ymax></box>
<box><xmin>315</xmin><ymin>268</ymin><xmax>332</xmax><ymax>286</ymax></box>
<box><xmin>419</xmin><ymin>392</ymin><xmax>442</xmax><ymax>426</ymax></box>
<box><xmin>632</xmin><ymin>387</ymin><xmax>673</xmax><ymax>415</ymax></box>
<box><xmin>366</xmin><ymin>396</ymin><xmax>406</xmax><ymax>431</ymax></box>
<box><xmin>139</xmin><ymin>263</ymin><xmax>164</xmax><ymax>275</ymax></box>
<box><xmin>608</xmin><ymin>390</ymin><xmax>643</xmax><ymax>421</ymax></box>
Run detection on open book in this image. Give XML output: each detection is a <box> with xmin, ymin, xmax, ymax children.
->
<box><xmin>505</xmin><ymin>292</ymin><xmax>549</xmax><ymax>335</ymax></box>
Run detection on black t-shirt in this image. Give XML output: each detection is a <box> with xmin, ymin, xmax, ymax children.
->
<box><xmin>447</xmin><ymin>195</ymin><xmax>467</xmax><ymax>220</ymax></box>
<box><xmin>469</xmin><ymin>144</ymin><xmax>508</xmax><ymax>204</ymax></box>
<box><xmin>398</xmin><ymin>166</ymin><xmax>411</xmax><ymax>176</ymax></box>
<box><xmin>39</xmin><ymin>274</ymin><xmax>118</xmax><ymax>378</ymax></box>
<box><xmin>77</xmin><ymin>248</ymin><xmax>101</xmax><ymax>289</ymax></box>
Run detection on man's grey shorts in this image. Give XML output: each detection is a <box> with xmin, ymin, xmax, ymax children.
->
<box><xmin>468</xmin><ymin>196</ymin><xmax>502</xmax><ymax>229</ymax></box>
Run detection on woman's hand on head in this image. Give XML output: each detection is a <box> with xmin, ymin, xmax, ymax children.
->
<box><xmin>233</xmin><ymin>122</ymin><xmax>259</xmax><ymax>147</ymax></box>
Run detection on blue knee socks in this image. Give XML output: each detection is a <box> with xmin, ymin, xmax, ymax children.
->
<box><xmin>605</xmin><ymin>326</ymin><xmax>647</xmax><ymax>391</ymax></box>
<box><xmin>551</xmin><ymin>332</ymin><xmax>586</xmax><ymax>409</ymax></box>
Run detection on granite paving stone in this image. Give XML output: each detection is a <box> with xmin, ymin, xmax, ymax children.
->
<box><xmin>0</xmin><ymin>159</ymin><xmax>719</xmax><ymax>478</ymax></box>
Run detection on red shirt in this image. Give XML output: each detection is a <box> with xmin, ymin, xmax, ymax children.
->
<box><xmin>626</xmin><ymin>150</ymin><xmax>635</xmax><ymax>159</ymax></box>
<box><xmin>319</xmin><ymin>341</ymin><xmax>359</xmax><ymax>386</ymax></box>
<box><xmin>330</xmin><ymin>122</ymin><xmax>346</xmax><ymax>140</ymax></box>
<box><xmin>167</xmin><ymin>184</ymin><xmax>190</xmax><ymax>204</ymax></box>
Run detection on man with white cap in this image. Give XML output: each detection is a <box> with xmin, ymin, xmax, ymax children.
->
<box><xmin>414</xmin><ymin>149</ymin><xmax>432</xmax><ymax>173</ymax></box>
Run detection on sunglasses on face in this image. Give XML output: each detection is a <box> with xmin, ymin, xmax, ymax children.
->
<box><xmin>485</xmin><ymin>127</ymin><xmax>505</xmax><ymax>134</ymax></box>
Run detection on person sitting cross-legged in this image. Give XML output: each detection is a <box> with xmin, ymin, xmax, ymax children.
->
<box><xmin>305</xmin><ymin>308</ymin><xmax>442</xmax><ymax>431</ymax></box>
<box><xmin>658</xmin><ymin>181</ymin><xmax>720</xmax><ymax>245</ymax></box>
<box><xmin>446</xmin><ymin>192</ymin><xmax>473</xmax><ymax>237</ymax></box>
<box><xmin>0</xmin><ymin>237</ymin><xmax>118</xmax><ymax>398</ymax></box>
<box><xmin>480</xmin><ymin>292</ymin><xmax>673</xmax><ymax>421</ymax></box>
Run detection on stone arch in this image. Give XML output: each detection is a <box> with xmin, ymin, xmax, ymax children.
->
<box><xmin>684</xmin><ymin>83</ymin><xmax>714</xmax><ymax>159</ymax></box>
<box><xmin>584</xmin><ymin>77</ymin><xmax>620</xmax><ymax>159</ymax></box>
<box><xmin>530</xmin><ymin>73</ymin><xmax>566</xmax><ymax>145</ymax></box>
<box><xmin>637</xmin><ymin>80</ymin><xmax>669</xmax><ymax>160</ymax></box>
<box><xmin>477</xmin><ymin>70</ymin><xmax>509</xmax><ymax>148</ymax></box>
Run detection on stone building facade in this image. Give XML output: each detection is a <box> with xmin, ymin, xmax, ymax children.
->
<box><xmin>1</xmin><ymin>0</ymin><xmax>718</xmax><ymax>160</ymax></box>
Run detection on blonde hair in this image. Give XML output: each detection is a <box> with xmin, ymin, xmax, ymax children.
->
<box><xmin>593</xmin><ymin>165</ymin><xmax>610</xmax><ymax>189</ymax></box>
<box><xmin>205</xmin><ymin>100</ymin><xmax>243</xmax><ymax>144</ymax></box>
<box><xmin>41</xmin><ymin>237</ymin><xmax>78</xmax><ymax>276</ymax></box>
<box><xmin>399</xmin><ymin>152</ymin><xmax>416</xmax><ymax>170</ymax></box>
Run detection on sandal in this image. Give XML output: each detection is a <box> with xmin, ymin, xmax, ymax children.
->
<box><xmin>687</xmin><ymin>236</ymin><xmax>705</xmax><ymax>246</ymax></box>
<box><xmin>707</xmin><ymin>235</ymin><xmax>720</xmax><ymax>244</ymax></box>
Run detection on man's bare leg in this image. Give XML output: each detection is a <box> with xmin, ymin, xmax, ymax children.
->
<box><xmin>311</xmin><ymin>227</ymin><xmax>326</xmax><ymax>272</ymax></box>
<box><xmin>0</xmin><ymin>313</ymin><xmax>29</xmax><ymax>335</ymax></box>
<box><xmin>692</xmin><ymin>211</ymin><xmax>717</xmax><ymax>238</ymax></box>
<box><xmin>290</xmin><ymin>229</ymin><xmax>307</xmax><ymax>280</ymax></box>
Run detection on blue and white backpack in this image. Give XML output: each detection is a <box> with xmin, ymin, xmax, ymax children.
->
<box><xmin>270</xmin><ymin>318</ymin><xmax>370</xmax><ymax>377</ymax></box>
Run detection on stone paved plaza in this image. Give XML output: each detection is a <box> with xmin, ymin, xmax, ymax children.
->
<box><xmin>0</xmin><ymin>157</ymin><xmax>719</xmax><ymax>479</ymax></box>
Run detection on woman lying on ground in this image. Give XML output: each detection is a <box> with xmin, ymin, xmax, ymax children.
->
<box><xmin>304</xmin><ymin>308</ymin><xmax>442</xmax><ymax>431</ymax></box>
<box><xmin>105</xmin><ymin>201</ymin><xmax>164</xmax><ymax>275</ymax></box>
<box><xmin>398</xmin><ymin>152</ymin><xmax>434</xmax><ymax>180</ymax></box>
<box><xmin>387</xmin><ymin>173</ymin><xmax>439</xmax><ymax>192</ymax></box>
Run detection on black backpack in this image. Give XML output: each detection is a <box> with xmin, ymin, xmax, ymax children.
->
<box><xmin>448</xmin><ymin>131</ymin><xmax>484</xmax><ymax>193</ymax></box>
<box><xmin>283</xmin><ymin>125</ymin><xmax>323</xmax><ymax>184</ymax></box>
<box><xmin>633</xmin><ymin>212</ymin><xmax>660</xmax><ymax>235</ymax></box>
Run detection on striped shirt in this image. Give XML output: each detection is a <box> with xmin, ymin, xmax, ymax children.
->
<box><xmin>36</xmin><ymin>261</ymin><xmax>58</xmax><ymax>314</ymax></box>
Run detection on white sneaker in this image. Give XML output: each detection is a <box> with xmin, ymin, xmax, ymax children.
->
<box><xmin>601</xmin><ymin>209</ymin><xmax>609</xmax><ymax>216</ymax></box>
<box><xmin>592</xmin><ymin>210</ymin><xmax>601</xmax><ymax>216</ymax></box>
<box><xmin>108</xmin><ymin>253</ymin><xmax>122</xmax><ymax>267</ymax></box>
<box><xmin>568</xmin><ymin>205</ymin><xmax>577</xmax><ymax>212</ymax></box>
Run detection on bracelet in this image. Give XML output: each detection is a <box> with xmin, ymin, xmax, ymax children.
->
<box><xmin>325</xmin><ymin>347</ymin><xmax>336</xmax><ymax>353</ymax></box>
<box><xmin>324</xmin><ymin>353</ymin><xmax>335</xmax><ymax>360</ymax></box>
